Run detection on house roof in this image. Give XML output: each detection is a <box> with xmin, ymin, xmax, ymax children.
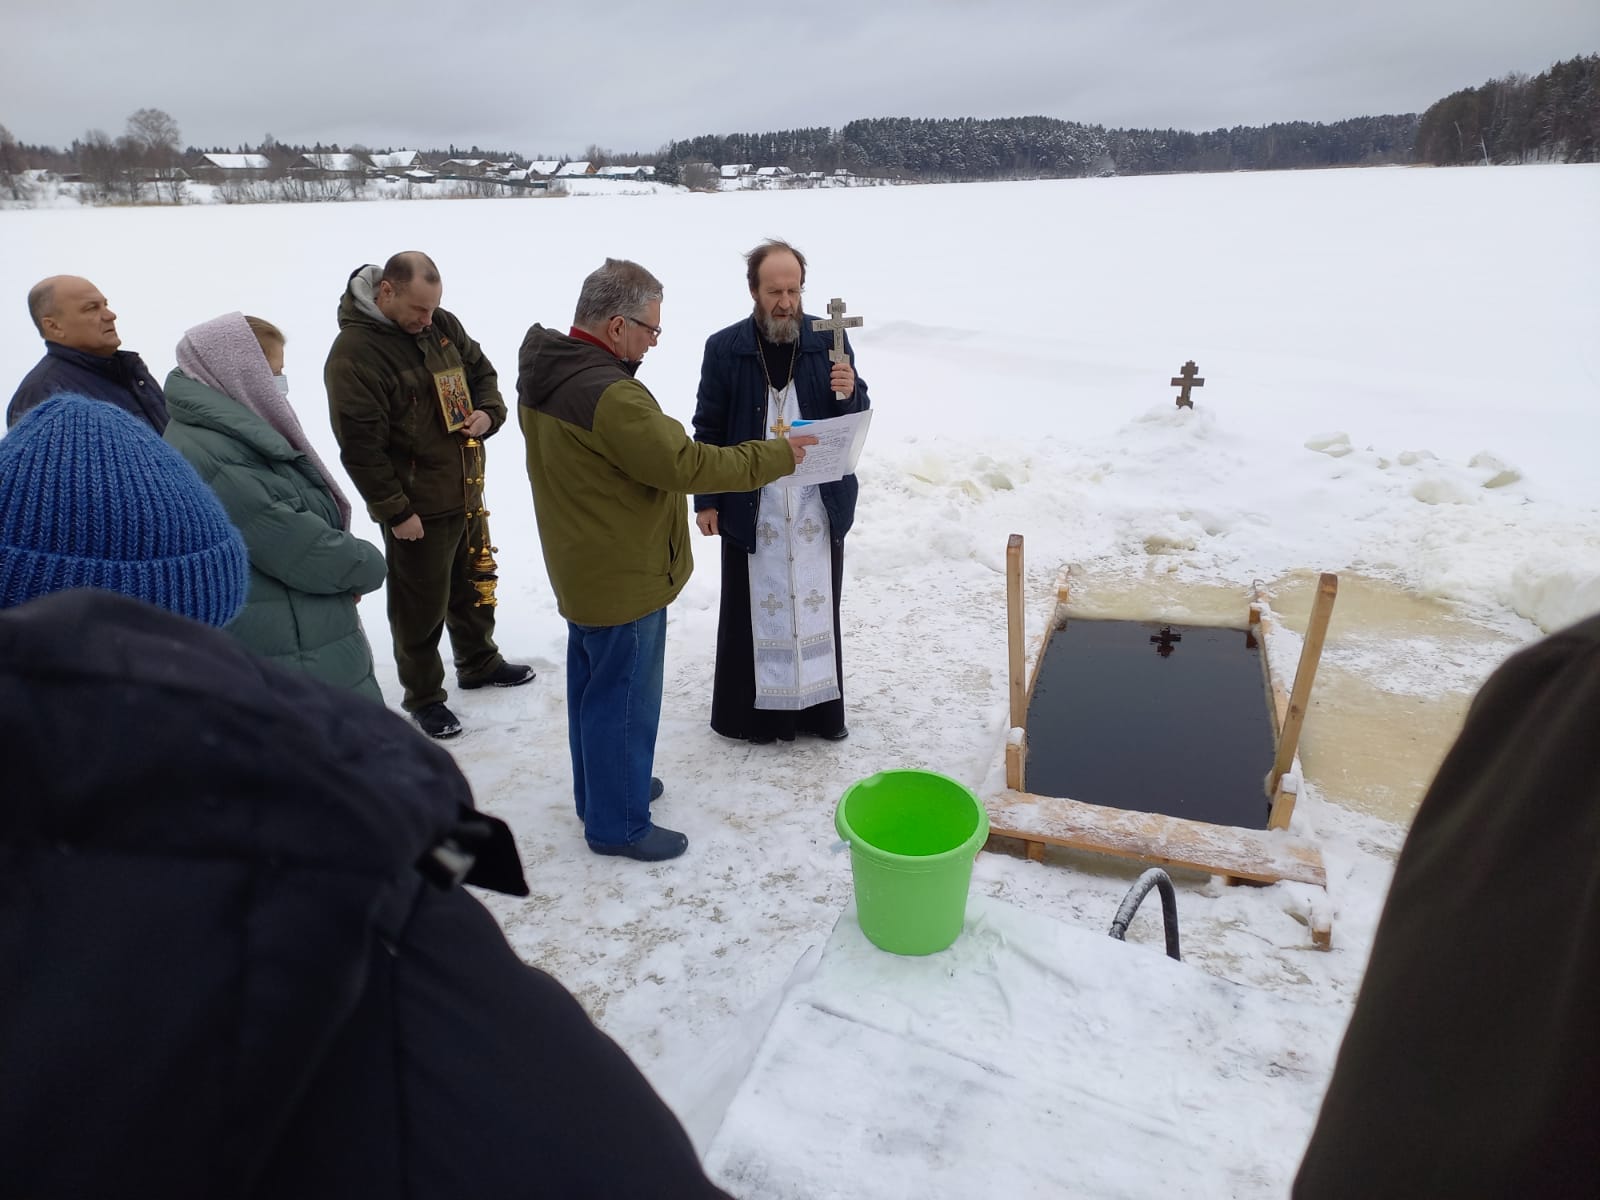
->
<box><xmin>554</xmin><ymin>161</ymin><xmax>592</xmax><ymax>176</ymax></box>
<box><xmin>368</xmin><ymin>150</ymin><xmax>421</xmax><ymax>169</ymax></box>
<box><xmin>300</xmin><ymin>153</ymin><xmax>365</xmax><ymax>171</ymax></box>
<box><xmin>201</xmin><ymin>153</ymin><xmax>271</xmax><ymax>170</ymax></box>
<box><xmin>526</xmin><ymin>160</ymin><xmax>562</xmax><ymax>174</ymax></box>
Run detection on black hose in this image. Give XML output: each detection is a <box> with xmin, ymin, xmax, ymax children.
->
<box><xmin>1109</xmin><ymin>868</ymin><xmax>1181</xmax><ymax>961</ymax></box>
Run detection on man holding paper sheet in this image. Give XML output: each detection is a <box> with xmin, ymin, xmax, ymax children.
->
<box><xmin>693</xmin><ymin>239</ymin><xmax>871</xmax><ymax>745</ymax></box>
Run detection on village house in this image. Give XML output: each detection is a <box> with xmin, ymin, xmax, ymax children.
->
<box><xmin>297</xmin><ymin>153</ymin><xmax>366</xmax><ymax>177</ymax></box>
<box><xmin>192</xmin><ymin>153</ymin><xmax>272</xmax><ymax>183</ymax></box>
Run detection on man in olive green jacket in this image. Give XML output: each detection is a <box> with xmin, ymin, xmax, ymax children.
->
<box><xmin>326</xmin><ymin>252</ymin><xmax>533</xmax><ymax>740</ymax></box>
<box><xmin>519</xmin><ymin>258</ymin><xmax>814</xmax><ymax>862</ymax></box>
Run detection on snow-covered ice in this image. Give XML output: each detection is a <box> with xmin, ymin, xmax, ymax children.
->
<box><xmin>3</xmin><ymin>162</ymin><xmax>1596</xmax><ymax>1194</ymax></box>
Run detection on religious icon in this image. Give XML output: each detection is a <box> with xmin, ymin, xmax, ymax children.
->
<box><xmin>434</xmin><ymin>367</ymin><xmax>473</xmax><ymax>432</ymax></box>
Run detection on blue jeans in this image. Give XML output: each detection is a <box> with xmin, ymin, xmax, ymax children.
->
<box><xmin>566</xmin><ymin>609</ymin><xmax>666</xmax><ymax>847</ymax></box>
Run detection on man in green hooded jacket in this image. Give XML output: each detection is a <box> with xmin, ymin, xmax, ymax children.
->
<box><xmin>326</xmin><ymin>251</ymin><xmax>534</xmax><ymax>739</ymax></box>
<box><xmin>518</xmin><ymin>258</ymin><xmax>815</xmax><ymax>862</ymax></box>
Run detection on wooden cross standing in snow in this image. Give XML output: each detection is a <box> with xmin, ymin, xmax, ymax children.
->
<box><xmin>811</xmin><ymin>298</ymin><xmax>864</xmax><ymax>400</ymax></box>
<box><xmin>1171</xmin><ymin>360</ymin><xmax>1205</xmax><ymax>408</ymax></box>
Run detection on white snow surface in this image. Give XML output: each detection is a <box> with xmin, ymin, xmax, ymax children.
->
<box><xmin>3</xmin><ymin>164</ymin><xmax>1597</xmax><ymax>1195</ymax></box>
<box><xmin>706</xmin><ymin>897</ymin><xmax>1348</xmax><ymax>1199</ymax></box>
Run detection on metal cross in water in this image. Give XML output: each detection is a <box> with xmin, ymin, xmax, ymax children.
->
<box><xmin>810</xmin><ymin>297</ymin><xmax>864</xmax><ymax>400</ymax></box>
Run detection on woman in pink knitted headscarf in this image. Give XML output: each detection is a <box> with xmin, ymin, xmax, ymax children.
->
<box><xmin>164</xmin><ymin>312</ymin><xmax>388</xmax><ymax>702</ymax></box>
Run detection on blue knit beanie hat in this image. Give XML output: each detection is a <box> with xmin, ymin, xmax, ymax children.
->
<box><xmin>0</xmin><ymin>394</ymin><xmax>249</xmax><ymax>627</ymax></box>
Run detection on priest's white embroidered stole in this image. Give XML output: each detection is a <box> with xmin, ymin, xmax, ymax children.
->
<box><xmin>749</xmin><ymin>382</ymin><xmax>839</xmax><ymax>710</ymax></box>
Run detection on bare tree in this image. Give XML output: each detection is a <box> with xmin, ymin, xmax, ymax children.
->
<box><xmin>76</xmin><ymin>129</ymin><xmax>130</xmax><ymax>202</ymax></box>
<box><xmin>125</xmin><ymin>107</ymin><xmax>185</xmax><ymax>203</ymax></box>
<box><xmin>0</xmin><ymin>122</ymin><xmax>30</xmax><ymax>202</ymax></box>
<box><xmin>125</xmin><ymin>107</ymin><xmax>181</xmax><ymax>154</ymax></box>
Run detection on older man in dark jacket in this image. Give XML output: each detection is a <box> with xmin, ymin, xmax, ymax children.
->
<box><xmin>7</xmin><ymin>275</ymin><xmax>168</xmax><ymax>431</ymax></box>
<box><xmin>692</xmin><ymin>239</ymin><xmax>869</xmax><ymax>745</ymax></box>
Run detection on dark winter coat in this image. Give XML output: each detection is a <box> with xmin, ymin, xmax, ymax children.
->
<box><xmin>692</xmin><ymin>315</ymin><xmax>869</xmax><ymax>553</ymax></box>
<box><xmin>1295</xmin><ymin>612</ymin><xmax>1600</xmax><ymax>1199</ymax></box>
<box><xmin>163</xmin><ymin>369</ymin><xmax>386</xmax><ymax>700</ymax></box>
<box><xmin>0</xmin><ymin>589</ymin><xmax>731</xmax><ymax>1200</ymax></box>
<box><xmin>7</xmin><ymin>341</ymin><xmax>168</xmax><ymax>431</ymax></box>
<box><xmin>517</xmin><ymin>324</ymin><xmax>796</xmax><ymax>626</ymax></box>
<box><xmin>324</xmin><ymin>268</ymin><xmax>507</xmax><ymax>526</ymax></box>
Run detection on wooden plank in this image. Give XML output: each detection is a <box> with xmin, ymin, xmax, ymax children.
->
<box><xmin>1309</xmin><ymin>902</ymin><xmax>1333</xmax><ymax>950</ymax></box>
<box><xmin>1252</xmin><ymin>587</ymin><xmax>1292</xmax><ymax>736</ymax></box>
<box><xmin>1005</xmin><ymin>736</ymin><xmax>1025</xmax><ymax>792</ymax></box>
<box><xmin>1006</xmin><ymin>535</ymin><xmax>1025</xmax><ymax>728</ymax></box>
<box><xmin>987</xmin><ymin>791</ymin><xmax>1327</xmax><ymax>888</ymax></box>
<box><xmin>1269</xmin><ymin>573</ymin><xmax>1339</xmax><ymax>829</ymax></box>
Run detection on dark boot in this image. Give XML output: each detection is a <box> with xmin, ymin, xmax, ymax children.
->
<box><xmin>459</xmin><ymin>662</ymin><xmax>536</xmax><ymax>690</ymax></box>
<box><xmin>414</xmin><ymin>701</ymin><xmax>463</xmax><ymax>740</ymax></box>
<box><xmin>587</xmin><ymin>826</ymin><xmax>688</xmax><ymax>862</ymax></box>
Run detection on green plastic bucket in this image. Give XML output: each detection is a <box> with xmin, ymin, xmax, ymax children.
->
<box><xmin>834</xmin><ymin>769</ymin><xmax>989</xmax><ymax>956</ymax></box>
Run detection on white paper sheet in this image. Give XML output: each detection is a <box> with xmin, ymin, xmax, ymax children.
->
<box><xmin>772</xmin><ymin>408</ymin><xmax>873</xmax><ymax>487</ymax></box>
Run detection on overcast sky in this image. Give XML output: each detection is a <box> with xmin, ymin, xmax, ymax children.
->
<box><xmin>3</xmin><ymin>1</ymin><xmax>1596</xmax><ymax>155</ymax></box>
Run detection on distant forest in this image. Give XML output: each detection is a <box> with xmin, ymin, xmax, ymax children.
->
<box><xmin>654</xmin><ymin>53</ymin><xmax>1597</xmax><ymax>182</ymax></box>
<box><xmin>2</xmin><ymin>53</ymin><xmax>1595</xmax><ymax>201</ymax></box>
<box><xmin>654</xmin><ymin>113</ymin><xmax>1417</xmax><ymax>182</ymax></box>
<box><xmin>1413</xmin><ymin>54</ymin><xmax>1599</xmax><ymax>165</ymax></box>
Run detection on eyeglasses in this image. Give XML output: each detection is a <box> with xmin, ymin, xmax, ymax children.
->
<box><xmin>623</xmin><ymin>315</ymin><xmax>662</xmax><ymax>338</ymax></box>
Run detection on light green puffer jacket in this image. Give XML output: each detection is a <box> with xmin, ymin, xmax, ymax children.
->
<box><xmin>164</xmin><ymin>370</ymin><xmax>387</xmax><ymax>701</ymax></box>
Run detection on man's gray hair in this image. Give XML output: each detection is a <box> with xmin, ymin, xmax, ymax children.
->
<box><xmin>573</xmin><ymin>258</ymin><xmax>663</xmax><ymax>328</ymax></box>
<box><xmin>26</xmin><ymin>280</ymin><xmax>56</xmax><ymax>337</ymax></box>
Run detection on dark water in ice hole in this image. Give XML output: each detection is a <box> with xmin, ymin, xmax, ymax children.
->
<box><xmin>1024</xmin><ymin>619</ymin><xmax>1276</xmax><ymax>830</ymax></box>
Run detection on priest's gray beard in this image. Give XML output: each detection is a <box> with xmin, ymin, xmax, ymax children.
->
<box><xmin>754</xmin><ymin>303</ymin><xmax>800</xmax><ymax>344</ymax></box>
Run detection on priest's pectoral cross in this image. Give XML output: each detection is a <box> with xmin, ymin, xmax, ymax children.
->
<box><xmin>770</xmin><ymin>415</ymin><xmax>792</xmax><ymax>437</ymax></box>
<box><xmin>810</xmin><ymin>297</ymin><xmax>864</xmax><ymax>401</ymax></box>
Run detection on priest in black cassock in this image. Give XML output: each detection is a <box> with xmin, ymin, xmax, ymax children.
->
<box><xmin>692</xmin><ymin>240</ymin><xmax>870</xmax><ymax>744</ymax></box>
